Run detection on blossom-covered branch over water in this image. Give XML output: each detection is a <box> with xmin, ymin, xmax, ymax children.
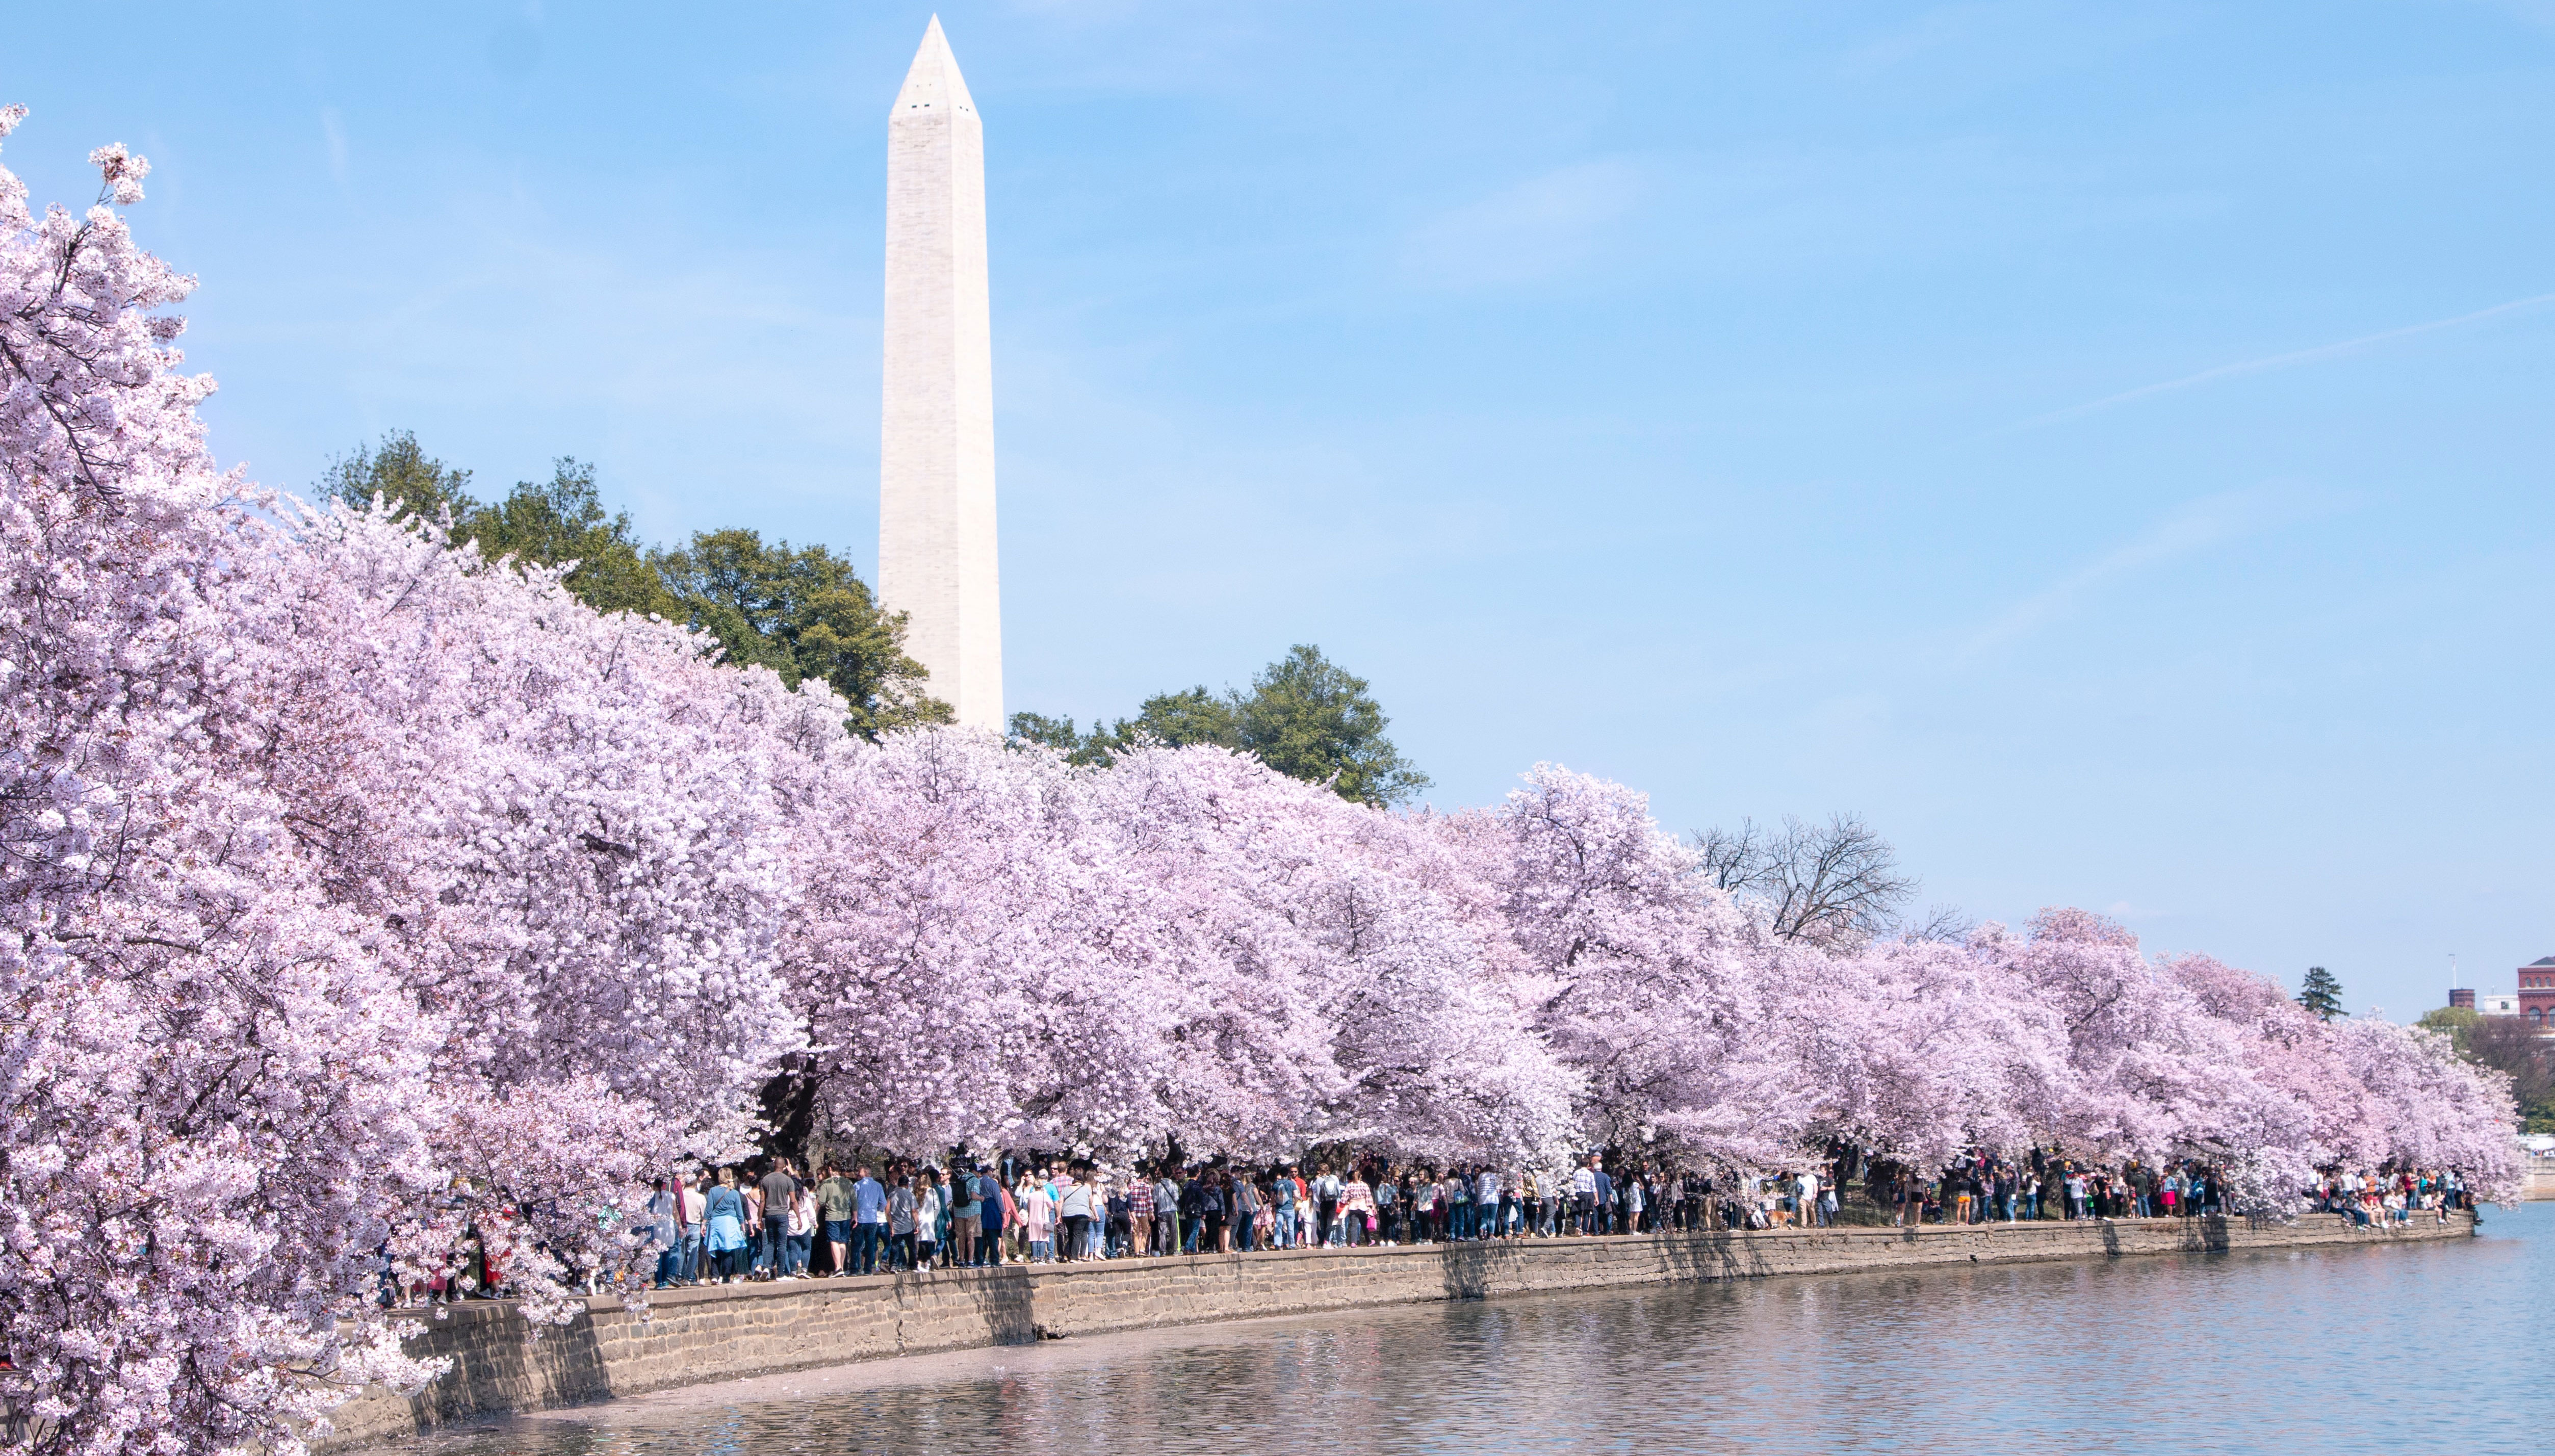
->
<box><xmin>0</xmin><ymin>112</ymin><xmax>2519</xmax><ymax>1456</ymax></box>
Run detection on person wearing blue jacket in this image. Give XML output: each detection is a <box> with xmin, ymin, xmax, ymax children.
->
<box><xmin>975</xmin><ymin>1165</ymin><xmax>1005</xmax><ymax>1265</ymax></box>
<box><xmin>703</xmin><ymin>1168</ymin><xmax>749</xmax><ymax>1283</ymax></box>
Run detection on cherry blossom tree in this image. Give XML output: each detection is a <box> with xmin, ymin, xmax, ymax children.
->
<box><xmin>254</xmin><ymin>497</ymin><xmax>807</xmax><ymax>1313</ymax></box>
<box><xmin>3</xmin><ymin>114</ymin><xmax>802</xmax><ymax>1454</ymax></box>
<box><xmin>2329</xmin><ymin>1018</ymin><xmax>2520</xmax><ymax>1202</ymax></box>
<box><xmin>1</xmin><ymin>112</ymin><xmax>449</xmax><ymax>1455</ymax></box>
<box><xmin>779</xmin><ymin>737</ymin><xmax>1575</xmax><ymax>1164</ymax></box>
<box><xmin>1786</xmin><ymin>933</ymin><xmax>2074</xmax><ymax>1169</ymax></box>
<box><xmin>1092</xmin><ymin>744</ymin><xmax>1573</xmax><ymax>1161</ymax></box>
<box><xmin>1972</xmin><ymin>910</ymin><xmax>2263</xmax><ymax>1163</ymax></box>
<box><xmin>1460</xmin><ymin>766</ymin><xmax>1808</xmax><ymax>1171</ymax></box>
<box><xmin>778</xmin><ymin>727</ymin><xmax>1181</xmax><ymax>1157</ymax></box>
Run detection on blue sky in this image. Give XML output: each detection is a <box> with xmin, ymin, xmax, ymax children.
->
<box><xmin>10</xmin><ymin>2</ymin><xmax>2551</xmax><ymax>1017</ymax></box>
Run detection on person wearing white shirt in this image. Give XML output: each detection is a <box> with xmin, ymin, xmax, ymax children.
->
<box><xmin>676</xmin><ymin>1175</ymin><xmax>707</xmax><ymax>1285</ymax></box>
<box><xmin>1154</xmin><ymin>1174</ymin><xmax>1181</xmax><ymax>1256</ymax></box>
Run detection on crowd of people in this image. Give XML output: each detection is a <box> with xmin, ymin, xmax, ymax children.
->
<box><xmin>2311</xmin><ymin>1169</ymin><xmax>2469</xmax><ymax>1227</ymax></box>
<box><xmin>406</xmin><ymin>1145</ymin><xmax>2475</xmax><ymax>1298</ymax></box>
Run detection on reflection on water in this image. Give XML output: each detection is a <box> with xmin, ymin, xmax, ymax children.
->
<box><xmin>404</xmin><ymin>1205</ymin><xmax>2553</xmax><ymax>1456</ymax></box>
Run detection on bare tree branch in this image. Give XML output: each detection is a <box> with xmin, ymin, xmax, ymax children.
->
<box><xmin>1693</xmin><ymin>818</ymin><xmax>1766</xmax><ymax>895</ymax></box>
<box><xmin>1895</xmin><ymin>902</ymin><xmax>1977</xmax><ymax>945</ymax></box>
<box><xmin>1694</xmin><ymin>811</ymin><xmax>1937</xmax><ymax>953</ymax></box>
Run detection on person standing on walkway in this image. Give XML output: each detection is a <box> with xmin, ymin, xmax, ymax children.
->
<box><xmin>950</xmin><ymin>1167</ymin><xmax>980</xmax><ymax>1267</ymax></box>
<box><xmin>1271</xmin><ymin>1167</ymin><xmax>1298</xmax><ymax>1250</ymax></box>
<box><xmin>1103</xmin><ymin>1173</ymin><xmax>1133</xmax><ymax>1258</ymax></box>
<box><xmin>757</xmin><ymin>1160</ymin><xmax>798</xmax><ymax>1281</ymax></box>
<box><xmin>1571</xmin><ymin>1158</ymin><xmax>1598</xmax><ymax>1235</ymax></box>
<box><xmin>1018</xmin><ymin>1169</ymin><xmax>1055</xmax><ymax>1261</ymax></box>
<box><xmin>976</xmin><ymin>1164</ymin><xmax>1007</xmax><ymax>1266</ymax></box>
<box><xmin>706</xmin><ymin>1168</ymin><xmax>749</xmax><ymax>1283</ymax></box>
<box><xmin>915</xmin><ymin>1168</ymin><xmax>944</xmax><ymax>1269</ymax></box>
<box><xmin>646</xmin><ymin>1177</ymin><xmax>682</xmax><ymax>1288</ymax></box>
<box><xmin>850</xmin><ymin>1163</ymin><xmax>887</xmax><ymax>1275</ymax></box>
<box><xmin>1207</xmin><ymin>1169</ymin><xmax>1236</xmax><ymax>1252</ymax></box>
<box><xmin>1125</xmin><ymin>1165</ymin><xmax>1152</xmax><ymax>1259</ymax></box>
<box><xmin>1173</xmin><ymin>1167</ymin><xmax>1200</xmax><ymax>1253</ymax></box>
<box><xmin>1231</xmin><ymin>1172</ymin><xmax>1259</xmax><ymax>1253</ymax></box>
<box><xmin>677</xmin><ymin>1171</ymin><xmax>707</xmax><ymax>1284</ymax></box>
<box><xmin>1154</xmin><ymin>1167</ymin><xmax>1181</xmax><ymax>1256</ymax></box>
<box><xmin>1338</xmin><ymin>1169</ymin><xmax>1373</xmax><ymax>1246</ymax></box>
<box><xmin>816</xmin><ymin>1163</ymin><xmax>855</xmax><ymax>1276</ymax></box>
<box><xmin>1056</xmin><ymin>1166</ymin><xmax>1093</xmax><ymax>1261</ymax></box>
<box><xmin>787</xmin><ymin>1178</ymin><xmax>817</xmax><ymax>1276</ymax></box>
<box><xmin>888</xmin><ymin>1169</ymin><xmax>917</xmax><ymax>1271</ymax></box>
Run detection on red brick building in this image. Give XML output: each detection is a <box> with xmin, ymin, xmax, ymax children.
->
<box><xmin>2520</xmin><ymin>956</ymin><xmax>2555</xmax><ymax>1031</ymax></box>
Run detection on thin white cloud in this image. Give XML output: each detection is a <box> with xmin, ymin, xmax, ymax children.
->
<box><xmin>1998</xmin><ymin>289</ymin><xmax>2555</xmax><ymax>434</ymax></box>
<box><xmin>1400</xmin><ymin>159</ymin><xmax>1645</xmax><ymax>289</ymax></box>
<box><xmin>1958</xmin><ymin>483</ymin><xmax>2331</xmax><ymax>659</ymax></box>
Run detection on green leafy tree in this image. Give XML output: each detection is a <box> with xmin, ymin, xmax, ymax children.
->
<box><xmin>1233</xmin><ymin>645</ymin><xmax>1428</xmax><ymax>807</ymax></box>
<box><xmin>466</xmin><ymin>458</ymin><xmax>676</xmax><ymax>618</ymax></box>
<box><xmin>652</xmin><ymin>528</ymin><xmax>949</xmax><ymax>737</ymax></box>
<box><xmin>1011</xmin><ymin>687</ymin><xmax>1246</xmax><ymax>769</ymax></box>
<box><xmin>2296</xmin><ymin>965</ymin><xmax>2345</xmax><ymax>1021</ymax></box>
<box><xmin>1013</xmin><ymin>645</ymin><xmax>1428</xmax><ymax>807</ymax></box>
<box><xmin>2415</xmin><ymin>1005</ymin><xmax>2481</xmax><ymax>1053</ymax></box>
<box><xmin>1118</xmin><ymin>686</ymin><xmax>1243</xmax><ymax>751</ymax></box>
<box><xmin>1006</xmin><ymin>711</ymin><xmax>1091</xmax><ymax>758</ymax></box>
<box><xmin>314</xmin><ymin>430</ymin><xmax>478</xmax><ymax>523</ymax></box>
<box><xmin>316</xmin><ymin>435</ymin><xmax>937</xmax><ymax>738</ymax></box>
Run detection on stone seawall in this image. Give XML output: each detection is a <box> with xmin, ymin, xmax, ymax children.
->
<box><xmin>327</xmin><ymin>1211</ymin><xmax>2472</xmax><ymax>1448</ymax></box>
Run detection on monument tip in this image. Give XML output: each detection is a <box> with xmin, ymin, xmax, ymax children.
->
<box><xmin>894</xmin><ymin>14</ymin><xmax>977</xmax><ymax>118</ymax></box>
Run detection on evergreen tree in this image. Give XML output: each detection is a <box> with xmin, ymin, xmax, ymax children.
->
<box><xmin>467</xmin><ymin>458</ymin><xmax>675</xmax><ymax>618</ymax></box>
<box><xmin>1005</xmin><ymin>711</ymin><xmax>1088</xmax><ymax>757</ymax></box>
<box><xmin>318</xmin><ymin>435</ymin><xmax>944</xmax><ymax>738</ymax></box>
<box><xmin>2297</xmin><ymin>965</ymin><xmax>2345</xmax><ymax>1021</ymax></box>
<box><xmin>1232</xmin><ymin>645</ymin><xmax>1428</xmax><ymax>808</ymax></box>
<box><xmin>314</xmin><ymin>430</ymin><xmax>477</xmax><ymax>523</ymax></box>
<box><xmin>1011</xmin><ymin>645</ymin><xmax>1428</xmax><ymax>807</ymax></box>
<box><xmin>652</xmin><ymin>528</ymin><xmax>949</xmax><ymax>738</ymax></box>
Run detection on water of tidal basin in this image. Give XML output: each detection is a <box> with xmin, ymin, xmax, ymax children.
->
<box><xmin>410</xmin><ymin>1205</ymin><xmax>2552</xmax><ymax>1456</ymax></box>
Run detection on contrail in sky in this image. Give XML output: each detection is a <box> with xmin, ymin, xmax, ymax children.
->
<box><xmin>1996</xmin><ymin>289</ymin><xmax>2555</xmax><ymax>434</ymax></box>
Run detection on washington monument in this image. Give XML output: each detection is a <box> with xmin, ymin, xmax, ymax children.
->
<box><xmin>880</xmin><ymin>16</ymin><xmax>1002</xmax><ymax>731</ymax></box>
